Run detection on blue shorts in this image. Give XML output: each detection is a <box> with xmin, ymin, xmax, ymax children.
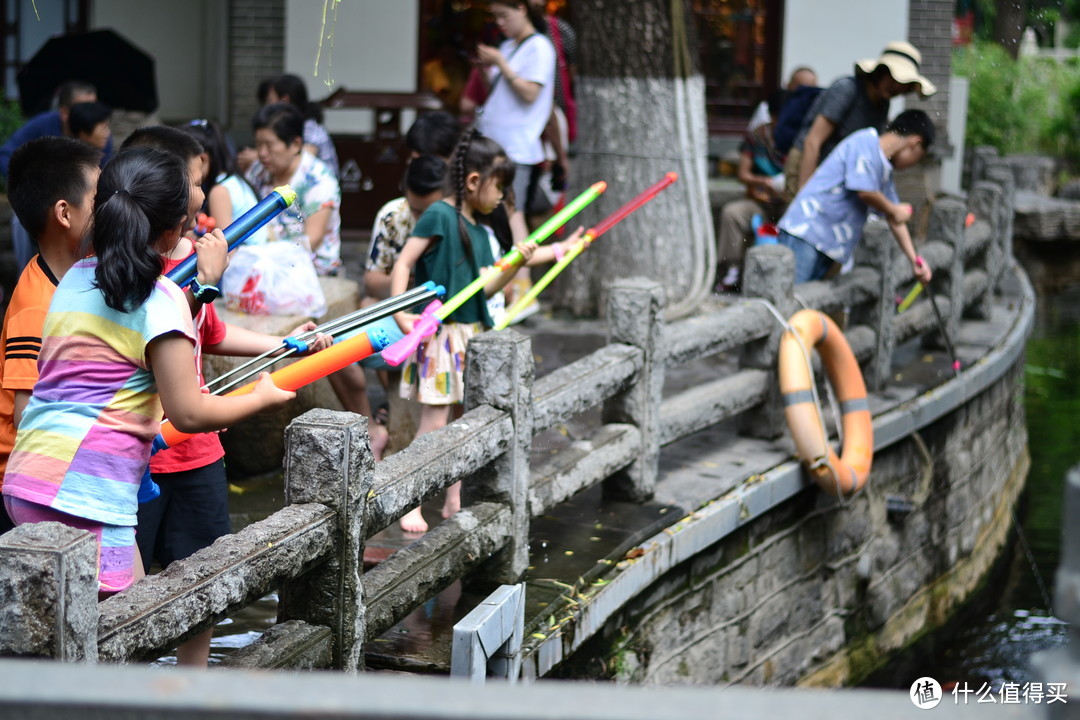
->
<box><xmin>137</xmin><ymin>459</ymin><xmax>231</xmax><ymax>572</ymax></box>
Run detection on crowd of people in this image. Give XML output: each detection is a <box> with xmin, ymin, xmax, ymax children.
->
<box><xmin>0</xmin><ymin>0</ymin><xmax>583</xmax><ymax>667</ymax></box>
<box><xmin>716</xmin><ymin>41</ymin><xmax>936</xmax><ymax>291</ymax></box>
<box><xmin>0</xmin><ymin>11</ymin><xmax>944</xmax><ymax>669</ymax></box>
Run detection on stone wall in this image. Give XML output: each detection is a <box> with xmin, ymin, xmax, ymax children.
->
<box><xmin>907</xmin><ymin>0</ymin><xmax>953</xmax><ymax>148</ymax></box>
<box><xmin>228</xmin><ymin>0</ymin><xmax>285</xmax><ymax>134</ymax></box>
<box><xmin>561</xmin><ymin>361</ymin><xmax>1028</xmax><ymax>686</ymax></box>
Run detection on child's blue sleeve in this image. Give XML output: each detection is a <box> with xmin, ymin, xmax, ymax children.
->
<box><xmin>137</xmin><ymin>464</ymin><xmax>160</xmax><ymax>503</ymax></box>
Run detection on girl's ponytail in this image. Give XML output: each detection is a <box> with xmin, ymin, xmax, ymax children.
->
<box><xmin>92</xmin><ymin>147</ymin><xmax>190</xmax><ymax>311</ymax></box>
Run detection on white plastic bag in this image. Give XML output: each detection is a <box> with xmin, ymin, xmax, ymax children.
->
<box><xmin>221</xmin><ymin>242</ymin><xmax>327</xmax><ymax>317</ymax></box>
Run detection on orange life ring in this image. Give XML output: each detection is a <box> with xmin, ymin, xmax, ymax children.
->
<box><xmin>778</xmin><ymin>309</ymin><xmax>873</xmax><ymax>496</ymax></box>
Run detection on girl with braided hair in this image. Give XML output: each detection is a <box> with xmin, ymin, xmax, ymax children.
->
<box><xmin>389</xmin><ymin>129</ymin><xmax>536</xmax><ymax>533</ymax></box>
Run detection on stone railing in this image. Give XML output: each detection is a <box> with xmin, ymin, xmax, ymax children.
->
<box><xmin>0</xmin><ymin>166</ymin><xmax>1015</xmax><ymax>672</ymax></box>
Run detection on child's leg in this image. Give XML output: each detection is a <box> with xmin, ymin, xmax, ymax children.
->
<box><xmin>441</xmin><ymin>405</ymin><xmax>466</xmax><ymax>519</ymax></box>
<box><xmin>148</xmin><ymin>462</ymin><xmax>231</xmax><ymax>667</ymax></box>
<box><xmin>399</xmin><ymin>403</ymin><xmax>452</xmax><ymax>533</ymax></box>
<box><xmin>328</xmin><ymin>364</ymin><xmax>389</xmax><ymax>461</ymax></box>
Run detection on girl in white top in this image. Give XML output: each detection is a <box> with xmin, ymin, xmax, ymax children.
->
<box><xmin>181</xmin><ymin>119</ymin><xmax>268</xmax><ymax>245</ymax></box>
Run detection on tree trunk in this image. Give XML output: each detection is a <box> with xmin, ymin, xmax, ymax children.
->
<box><xmin>549</xmin><ymin>0</ymin><xmax>714</xmax><ymax>319</ymax></box>
<box><xmin>993</xmin><ymin>0</ymin><xmax>1027</xmax><ymax>58</ymax></box>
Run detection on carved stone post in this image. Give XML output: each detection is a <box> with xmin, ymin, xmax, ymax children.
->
<box><xmin>967</xmin><ymin>181</ymin><xmax>1005</xmax><ymax>320</ymax></box>
<box><xmin>602</xmin><ymin>278</ymin><xmax>665</xmax><ymax>501</ymax></box>
<box><xmin>0</xmin><ymin>523</ymin><xmax>99</xmax><ymax>661</ymax></box>
<box><xmin>738</xmin><ymin>244</ymin><xmax>796</xmax><ymax>438</ymax></box>
<box><xmin>462</xmin><ymin>330</ymin><xmax>535</xmax><ymax>584</ymax></box>
<box><xmin>929</xmin><ymin>198</ymin><xmax>968</xmax><ymax>344</ymax></box>
<box><xmin>985</xmin><ymin>166</ymin><xmax>1017</xmax><ymax>278</ymax></box>
<box><xmin>854</xmin><ymin>220</ymin><xmax>896</xmax><ymax>391</ymax></box>
<box><xmin>279</xmin><ymin>409</ymin><xmax>373</xmax><ymax>672</ymax></box>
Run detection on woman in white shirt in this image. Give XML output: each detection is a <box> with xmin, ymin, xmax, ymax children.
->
<box><xmin>474</xmin><ymin>0</ymin><xmax>555</xmax><ymax>226</ymax></box>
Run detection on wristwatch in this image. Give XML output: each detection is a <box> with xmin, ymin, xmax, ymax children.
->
<box><xmin>191</xmin><ymin>278</ymin><xmax>221</xmax><ymax>304</ymax></box>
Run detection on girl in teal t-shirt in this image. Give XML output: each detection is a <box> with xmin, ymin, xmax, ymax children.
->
<box><xmin>389</xmin><ymin>129</ymin><xmax>535</xmax><ymax>533</ymax></box>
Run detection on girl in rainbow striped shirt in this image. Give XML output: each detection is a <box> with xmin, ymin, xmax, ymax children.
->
<box><xmin>2</xmin><ymin>147</ymin><xmax>294</xmax><ymax>595</ymax></box>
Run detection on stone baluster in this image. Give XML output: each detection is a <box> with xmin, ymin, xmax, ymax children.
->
<box><xmin>602</xmin><ymin>278</ymin><xmax>666</xmax><ymax>501</ymax></box>
<box><xmin>967</xmin><ymin>181</ymin><xmax>1005</xmax><ymax>320</ymax></box>
<box><xmin>737</xmin><ymin>244</ymin><xmax>796</xmax><ymax>438</ymax></box>
<box><xmin>0</xmin><ymin>523</ymin><xmax>99</xmax><ymax>661</ymax></box>
<box><xmin>462</xmin><ymin>329</ymin><xmax>535</xmax><ymax>584</ymax></box>
<box><xmin>929</xmin><ymin>198</ymin><xmax>967</xmax><ymax>345</ymax></box>
<box><xmin>854</xmin><ymin>220</ymin><xmax>896</xmax><ymax>392</ymax></box>
<box><xmin>985</xmin><ymin>165</ymin><xmax>1017</xmax><ymax>277</ymax></box>
<box><xmin>278</xmin><ymin>409</ymin><xmax>373</xmax><ymax>672</ymax></box>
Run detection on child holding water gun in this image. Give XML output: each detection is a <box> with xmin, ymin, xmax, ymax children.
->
<box><xmin>390</xmin><ymin>129</ymin><xmax>537</xmax><ymax>533</ymax></box>
<box><xmin>2</xmin><ymin>148</ymin><xmax>296</xmax><ymax>595</ymax></box>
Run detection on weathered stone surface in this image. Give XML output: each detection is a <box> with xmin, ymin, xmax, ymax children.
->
<box><xmin>602</xmin><ymin>279</ymin><xmax>665</xmax><ymax>502</ymax></box>
<box><xmin>279</xmin><ymin>409</ymin><xmax>372</xmax><ymax>671</ymax></box>
<box><xmin>605</xmin><ymin>358</ymin><xmax>1027</xmax><ymax>686</ymax></box>
<box><xmin>363</xmin><ymin>502</ymin><xmax>511</xmax><ymax>638</ymax></box>
<box><xmin>1059</xmin><ymin>178</ymin><xmax>1080</xmax><ymax>201</ymax></box>
<box><xmin>999</xmin><ymin>153</ymin><xmax>1056</xmax><ymax>195</ymax></box>
<box><xmin>659</xmin><ymin>369</ymin><xmax>769</xmax><ymax>446</ymax></box>
<box><xmin>98</xmin><ymin>503</ymin><xmax>335</xmax><ymax>663</ymax></box>
<box><xmin>462</xmin><ymin>331</ymin><xmax>534</xmax><ymax>582</ymax></box>
<box><xmin>533</xmin><ymin>344</ymin><xmax>641</xmax><ymax>434</ymax></box>
<box><xmin>1012</xmin><ymin>191</ymin><xmax>1080</xmax><ymax>242</ymax></box>
<box><xmin>219</xmin><ymin>620</ymin><xmax>333</xmax><ymax>670</ymax></box>
<box><xmin>661</xmin><ymin>303</ymin><xmax>772</xmax><ymax>367</ymax></box>
<box><xmin>365</xmin><ymin>405</ymin><xmax>512</xmax><ymax>538</ymax></box>
<box><xmin>529</xmin><ymin>423</ymin><xmax>640</xmax><ymax>515</ymax></box>
<box><xmin>0</xmin><ymin>523</ymin><xmax>98</xmax><ymax>661</ymax></box>
<box><xmin>738</xmin><ymin>244</ymin><xmax>795</xmax><ymax>439</ymax></box>
<box><xmin>207</xmin><ymin>275</ymin><xmax>361</xmax><ymax>477</ymax></box>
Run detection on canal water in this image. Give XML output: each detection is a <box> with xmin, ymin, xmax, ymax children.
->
<box><xmin>863</xmin><ymin>276</ymin><xmax>1076</xmax><ymax>691</ymax></box>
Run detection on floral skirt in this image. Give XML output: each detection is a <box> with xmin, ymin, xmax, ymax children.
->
<box><xmin>399</xmin><ymin>322</ymin><xmax>482</xmax><ymax>405</ymax></box>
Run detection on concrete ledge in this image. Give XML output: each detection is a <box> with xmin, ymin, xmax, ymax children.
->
<box><xmin>0</xmin><ymin>655</ymin><xmax>1038</xmax><ymax>719</ymax></box>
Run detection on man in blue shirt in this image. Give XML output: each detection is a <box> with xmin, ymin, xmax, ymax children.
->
<box><xmin>1</xmin><ymin>80</ymin><xmax>113</xmax><ymax>270</ymax></box>
<box><xmin>777</xmin><ymin>109</ymin><xmax>935</xmax><ymax>286</ymax></box>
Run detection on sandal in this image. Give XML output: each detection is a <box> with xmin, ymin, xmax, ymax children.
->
<box><xmin>373</xmin><ymin>402</ymin><xmax>389</xmax><ymax>426</ymax></box>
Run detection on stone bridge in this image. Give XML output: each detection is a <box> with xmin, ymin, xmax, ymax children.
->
<box><xmin>0</xmin><ymin>151</ymin><xmax>1043</xmax><ymax>699</ymax></box>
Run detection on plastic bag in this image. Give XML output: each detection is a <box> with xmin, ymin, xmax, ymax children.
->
<box><xmin>221</xmin><ymin>242</ymin><xmax>327</xmax><ymax>317</ymax></box>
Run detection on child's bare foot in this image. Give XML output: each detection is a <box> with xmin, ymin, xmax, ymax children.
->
<box><xmin>441</xmin><ymin>481</ymin><xmax>461</xmax><ymax>520</ymax></box>
<box><xmin>369</xmin><ymin>422</ymin><xmax>389</xmax><ymax>462</ymax></box>
<box><xmin>399</xmin><ymin>506</ymin><xmax>428</xmax><ymax>534</ymax></box>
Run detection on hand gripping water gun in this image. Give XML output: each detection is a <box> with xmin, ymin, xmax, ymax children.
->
<box><xmin>153</xmin><ymin>283</ymin><xmax>444</xmax><ymax>453</ymax></box>
<box><xmin>496</xmin><ymin>172</ymin><xmax>678</xmax><ymax>330</ymax></box>
<box><xmin>166</xmin><ymin>185</ymin><xmax>297</xmax><ymax>289</ymax></box>
<box><xmin>194</xmin><ymin>213</ymin><xmax>216</xmax><ymax>236</ymax></box>
<box><xmin>381</xmin><ymin>180</ymin><xmax>608</xmax><ymax>367</ymax></box>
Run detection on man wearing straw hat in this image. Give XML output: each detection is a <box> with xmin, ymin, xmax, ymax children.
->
<box><xmin>782</xmin><ymin>41</ymin><xmax>937</xmax><ymax>202</ymax></box>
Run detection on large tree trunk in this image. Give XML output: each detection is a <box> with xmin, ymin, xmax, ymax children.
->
<box><xmin>993</xmin><ymin>0</ymin><xmax>1026</xmax><ymax>58</ymax></box>
<box><xmin>549</xmin><ymin>0</ymin><xmax>714</xmax><ymax>319</ymax></box>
